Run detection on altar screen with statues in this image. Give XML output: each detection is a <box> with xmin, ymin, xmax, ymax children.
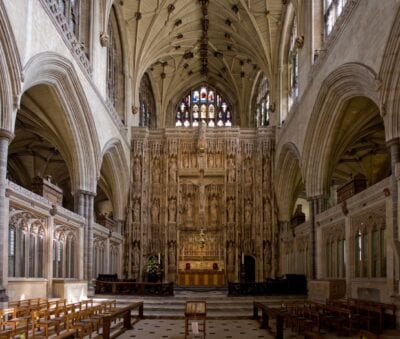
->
<box><xmin>125</xmin><ymin>126</ymin><xmax>278</xmax><ymax>286</ymax></box>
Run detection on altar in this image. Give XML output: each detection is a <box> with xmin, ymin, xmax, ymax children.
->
<box><xmin>177</xmin><ymin>226</ymin><xmax>226</xmax><ymax>287</ymax></box>
<box><xmin>178</xmin><ymin>269</ymin><xmax>225</xmax><ymax>287</ymax></box>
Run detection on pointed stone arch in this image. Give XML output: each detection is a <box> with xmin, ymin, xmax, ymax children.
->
<box><xmin>379</xmin><ymin>6</ymin><xmax>400</xmax><ymax>141</ymax></box>
<box><xmin>0</xmin><ymin>1</ymin><xmax>22</xmax><ymax>131</ymax></box>
<box><xmin>302</xmin><ymin>62</ymin><xmax>382</xmax><ymax>198</ymax></box>
<box><xmin>22</xmin><ymin>52</ymin><xmax>101</xmax><ymax>193</ymax></box>
<box><xmin>275</xmin><ymin>142</ymin><xmax>304</xmax><ymax>221</ymax></box>
<box><xmin>99</xmin><ymin>138</ymin><xmax>129</xmax><ymax>220</ymax></box>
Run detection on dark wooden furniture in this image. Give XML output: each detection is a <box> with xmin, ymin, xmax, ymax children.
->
<box><xmin>31</xmin><ymin>176</ymin><xmax>63</xmax><ymax>205</ymax></box>
<box><xmin>337</xmin><ymin>173</ymin><xmax>367</xmax><ymax>203</ymax></box>
<box><xmin>102</xmin><ymin>301</ymin><xmax>144</xmax><ymax>339</ymax></box>
<box><xmin>184</xmin><ymin>301</ymin><xmax>206</xmax><ymax>339</ymax></box>
<box><xmin>95</xmin><ymin>280</ymin><xmax>174</xmax><ymax>296</ymax></box>
<box><xmin>253</xmin><ymin>302</ymin><xmax>285</xmax><ymax>339</ymax></box>
<box><xmin>229</xmin><ymin>274</ymin><xmax>307</xmax><ymax>296</ymax></box>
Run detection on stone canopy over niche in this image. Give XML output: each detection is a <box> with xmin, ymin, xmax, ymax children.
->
<box><xmin>125</xmin><ymin>126</ymin><xmax>278</xmax><ymax>284</ymax></box>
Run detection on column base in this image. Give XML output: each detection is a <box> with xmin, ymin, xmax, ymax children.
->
<box><xmin>87</xmin><ymin>281</ymin><xmax>95</xmax><ymax>297</ymax></box>
<box><xmin>0</xmin><ymin>286</ymin><xmax>9</xmax><ymax>308</ymax></box>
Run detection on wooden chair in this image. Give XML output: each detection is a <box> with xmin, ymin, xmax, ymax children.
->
<box><xmin>2</xmin><ymin>307</ymin><xmax>30</xmax><ymax>338</ymax></box>
<box><xmin>31</xmin><ymin>308</ymin><xmax>61</xmax><ymax>338</ymax></box>
<box><xmin>0</xmin><ymin>308</ymin><xmax>29</xmax><ymax>339</ymax></box>
<box><xmin>79</xmin><ymin>307</ymin><xmax>101</xmax><ymax>334</ymax></box>
<box><xmin>65</xmin><ymin>309</ymin><xmax>93</xmax><ymax>339</ymax></box>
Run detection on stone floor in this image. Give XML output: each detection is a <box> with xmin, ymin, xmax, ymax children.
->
<box><xmin>116</xmin><ymin>318</ymin><xmax>368</xmax><ymax>339</ymax></box>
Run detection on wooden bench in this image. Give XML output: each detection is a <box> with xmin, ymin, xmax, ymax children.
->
<box><xmin>253</xmin><ymin>301</ymin><xmax>285</xmax><ymax>339</ymax></box>
<box><xmin>101</xmin><ymin>301</ymin><xmax>144</xmax><ymax>339</ymax></box>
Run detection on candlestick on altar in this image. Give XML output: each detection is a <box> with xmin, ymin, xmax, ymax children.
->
<box><xmin>241</xmin><ymin>252</ymin><xmax>244</xmax><ymax>265</ymax></box>
<box><xmin>158</xmin><ymin>253</ymin><xmax>161</xmax><ymax>264</ymax></box>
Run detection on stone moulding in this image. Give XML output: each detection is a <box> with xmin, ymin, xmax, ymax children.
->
<box><xmin>7</xmin><ymin>180</ymin><xmax>85</xmax><ymax>225</ymax></box>
<box><xmin>39</xmin><ymin>0</ymin><xmax>92</xmax><ymax>76</ymax></box>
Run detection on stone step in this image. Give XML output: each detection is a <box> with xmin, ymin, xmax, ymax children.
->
<box><xmin>93</xmin><ymin>291</ymin><xmax>306</xmax><ymax>319</ymax></box>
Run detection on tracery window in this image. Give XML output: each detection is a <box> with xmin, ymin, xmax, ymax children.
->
<box><xmin>324</xmin><ymin>0</ymin><xmax>348</xmax><ymax>37</ymax></box>
<box><xmin>110</xmin><ymin>245</ymin><xmax>120</xmax><ymax>275</ymax></box>
<box><xmin>107</xmin><ymin>6</ymin><xmax>125</xmax><ymax>120</ymax></box>
<box><xmin>296</xmin><ymin>237</ymin><xmax>309</xmax><ymax>276</ymax></box>
<box><xmin>353</xmin><ymin>216</ymin><xmax>386</xmax><ymax>278</ymax></box>
<box><xmin>283</xmin><ymin>240</ymin><xmax>295</xmax><ymax>274</ymax></box>
<box><xmin>175</xmin><ymin>85</ymin><xmax>232</xmax><ymax>128</ymax></box>
<box><xmin>255</xmin><ymin>76</ymin><xmax>270</xmax><ymax>127</ymax></box>
<box><xmin>8</xmin><ymin>216</ymin><xmax>45</xmax><ymax>278</ymax></box>
<box><xmin>139</xmin><ymin>73</ymin><xmax>156</xmax><ymax>128</ymax></box>
<box><xmin>288</xmin><ymin>16</ymin><xmax>299</xmax><ymax>112</ymax></box>
<box><xmin>324</xmin><ymin>228</ymin><xmax>345</xmax><ymax>278</ymax></box>
<box><xmin>93</xmin><ymin>238</ymin><xmax>106</xmax><ymax>279</ymax></box>
<box><xmin>53</xmin><ymin>229</ymin><xmax>77</xmax><ymax>279</ymax></box>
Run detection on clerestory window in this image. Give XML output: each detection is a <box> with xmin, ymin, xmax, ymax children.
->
<box><xmin>255</xmin><ymin>75</ymin><xmax>271</xmax><ymax>127</ymax></box>
<box><xmin>324</xmin><ymin>0</ymin><xmax>348</xmax><ymax>38</ymax></box>
<box><xmin>175</xmin><ymin>85</ymin><xmax>232</xmax><ymax>128</ymax></box>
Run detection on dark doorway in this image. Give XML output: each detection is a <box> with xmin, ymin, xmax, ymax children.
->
<box><xmin>244</xmin><ymin>256</ymin><xmax>255</xmax><ymax>282</ymax></box>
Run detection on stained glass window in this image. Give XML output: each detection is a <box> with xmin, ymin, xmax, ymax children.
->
<box><xmin>255</xmin><ymin>75</ymin><xmax>270</xmax><ymax>127</ymax></box>
<box><xmin>175</xmin><ymin>85</ymin><xmax>232</xmax><ymax>127</ymax></box>
<box><xmin>324</xmin><ymin>0</ymin><xmax>348</xmax><ymax>38</ymax></box>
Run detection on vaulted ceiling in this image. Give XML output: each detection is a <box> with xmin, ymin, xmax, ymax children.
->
<box><xmin>119</xmin><ymin>0</ymin><xmax>285</xmax><ymax>126</ymax></box>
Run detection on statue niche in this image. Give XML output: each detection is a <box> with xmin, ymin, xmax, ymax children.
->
<box><xmin>168</xmin><ymin>197</ymin><xmax>177</xmax><ymax>223</ymax></box>
<box><xmin>209</xmin><ymin>195</ymin><xmax>219</xmax><ymax>225</ymax></box>
<box><xmin>185</xmin><ymin>194</ymin><xmax>195</xmax><ymax>225</ymax></box>
<box><xmin>169</xmin><ymin>157</ymin><xmax>177</xmax><ymax>183</ymax></box>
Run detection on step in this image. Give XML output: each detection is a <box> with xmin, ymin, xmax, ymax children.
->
<box><xmin>93</xmin><ymin>291</ymin><xmax>306</xmax><ymax>319</ymax></box>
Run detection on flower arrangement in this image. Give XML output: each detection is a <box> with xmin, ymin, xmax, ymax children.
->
<box><xmin>145</xmin><ymin>256</ymin><xmax>162</xmax><ymax>282</ymax></box>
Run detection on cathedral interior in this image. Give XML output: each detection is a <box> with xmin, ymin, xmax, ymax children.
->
<box><xmin>1</xmin><ymin>0</ymin><xmax>400</xmax><ymax>337</ymax></box>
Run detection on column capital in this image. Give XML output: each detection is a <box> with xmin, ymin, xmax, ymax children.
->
<box><xmin>387</xmin><ymin>137</ymin><xmax>400</xmax><ymax>148</ymax></box>
<box><xmin>386</xmin><ymin>137</ymin><xmax>400</xmax><ymax>147</ymax></box>
<box><xmin>0</xmin><ymin>129</ymin><xmax>14</xmax><ymax>141</ymax></box>
<box><xmin>75</xmin><ymin>189</ymin><xmax>96</xmax><ymax>197</ymax></box>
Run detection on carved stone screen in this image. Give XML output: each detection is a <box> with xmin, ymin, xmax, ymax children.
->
<box><xmin>125</xmin><ymin>126</ymin><xmax>278</xmax><ymax>285</ymax></box>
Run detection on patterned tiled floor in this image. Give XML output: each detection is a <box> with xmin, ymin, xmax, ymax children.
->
<box><xmin>105</xmin><ymin>318</ymin><xmax>400</xmax><ymax>339</ymax></box>
<box><xmin>119</xmin><ymin>319</ymin><xmax>270</xmax><ymax>339</ymax></box>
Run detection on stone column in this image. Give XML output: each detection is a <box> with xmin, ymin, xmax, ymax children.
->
<box><xmin>387</xmin><ymin>138</ymin><xmax>400</xmax><ymax>294</ymax></box>
<box><xmin>344</xmin><ymin>215</ymin><xmax>352</xmax><ymax>297</ymax></box>
<box><xmin>388</xmin><ymin>139</ymin><xmax>400</xmax><ymax>240</ymax></box>
<box><xmin>46</xmin><ymin>215</ymin><xmax>54</xmax><ymax>297</ymax></box>
<box><xmin>0</xmin><ymin>129</ymin><xmax>14</xmax><ymax>306</ymax></box>
<box><xmin>74</xmin><ymin>190</ymin><xmax>95</xmax><ymax>293</ymax></box>
<box><xmin>115</xmin><ymin>219</ymin><xmax>124</xmax><ymax>235</ymax></box>
<box><xmin>106</xmin><ymin>237</ymin><xmax>110</xmax><ymax>274</ymax></box>
<box><xmin>309</xmin><ymin>198</ymin><xmax>318</xmax><ymax>280</ymax></box>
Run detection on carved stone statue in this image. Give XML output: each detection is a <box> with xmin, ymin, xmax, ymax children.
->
<box><xmin>227</xmin><ymin>157</ymin><xmax>236</xmax><ymax>182</ymax></box>
<box><xmin>209</xmin><ymin>196</ymin><xmax>218</xmax><ymax>224</ymax></box>
<box><xmin>168</xmin><ymin>198</ymin><xmax>176</xmax><ymax>223</ymax></box>
<box><xmin>169</xmin><ymin>157</ymin><xmax>177</xmax><ymax>183</ymax></box>
<box><xmin>151</xmin><ymin>199</ymin><xmax>160</xmax><ymax>224</ymax></box>
<box><xmin>168</xmin><ymin>243</ymin><xmax>176</xmax><ymax>267</ymax></box>
<box><xmin>227</xmin><ymin>244</ymin><xmax>234</xmax><ymax>267</ymax></box>
<box><xmin>264</xmin><ymin>240</ymin><xmax>271</xmax><ymax>276</ymax></box>
<box><xmin>245</xmin><ymin>200</ymin><xmax>252</xmax><ymax>224</ymax></box>
<box><xmin>133</xmin><ymin>157</ymin><xmax>141</xmax><ymax>182</ymax></box>
<box><xmin>133</xmin><ymin>244</ymin><xmax>140</xmax><ymax>266</ymax></box>
<box><xmin>227</xmin><ymin>198</ymin><xmax>235</xmax><ymax>223</ymax></box>
<box><xmin>186</xmin><ymin>195</ymin><xmax>194</xmax><ymax>222</ymax></box>
<box><xmin>183</xmin><ymin>153</ymin><xmax>190</xmax><ymax>168</ymax></box>
<box><xmin>244</xmin><ymin>158</ymin><xmax>253</xmax><ymax>184</ymax></box>
<box><xmin>152</xmin><ymin>158</ymin><xmax>161</xmax><ymax>183</ymax></box>
<box><xmin>264</xmin><ymin>197</ymin><xmax>271</xmax><ymax>222</ymax></box>
<box><xmin>133</xmin><ymin>199</ymin><xmax>140</xmax><ymax>222</ymax></box>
